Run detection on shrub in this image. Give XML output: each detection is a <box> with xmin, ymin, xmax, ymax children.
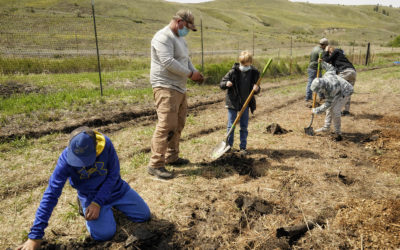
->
<box><xmin>201</xmin><ymin>61</ymin><xmax>234</xmax><ymax>85</ymax></box>
<box><xmin>387</xmin><ymin>35</ymin><xmax>400</xmax><ymax>47</ymax></box>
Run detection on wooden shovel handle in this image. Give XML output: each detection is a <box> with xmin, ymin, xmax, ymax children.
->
<box><xmin>225</xmin><ymin>59</ymin><xmax>272</xmax><ymax>139</ymax></box>
<box><xmin>312</xmin><ymin>53</ymin><xmax>322</xmax><ymax>109</ymax></box>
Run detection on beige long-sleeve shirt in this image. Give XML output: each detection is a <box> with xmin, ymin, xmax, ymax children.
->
<box><xmin>150</xmin><ymin>25</ymin><xmax>196</xmax><ymax>93</ymax></box>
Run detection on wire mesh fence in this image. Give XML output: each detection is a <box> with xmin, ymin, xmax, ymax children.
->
<box><xmin>0</xmin><ymin>2</ymin><xmax>398</xmax><ymax>91</ymax></box>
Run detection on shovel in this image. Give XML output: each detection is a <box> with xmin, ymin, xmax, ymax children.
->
<box><xmin>211</xmin><ymin>59</ymin><xmax>272</xmax><ymax>160</ymax></box>
<box><xmin>304</xmin><ymin>52</ymin><xmax>322</xmax><ymax>136</ymax></box>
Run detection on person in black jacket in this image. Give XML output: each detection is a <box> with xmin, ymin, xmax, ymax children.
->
<box><xmin>220</xmin><ymin>51</ymin><xmax>260</xmax><ymax>155</ymax></box>
<box><xmin>322</xmin><ymin>46</ymin><xmax>357</xmax><ymax>116</ymax></box>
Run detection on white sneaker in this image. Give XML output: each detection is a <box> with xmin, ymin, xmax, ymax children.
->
<box><xmin>315</xmin><ymin>127</ymin><xmax>330</xmax><ymax>133</ymax></box>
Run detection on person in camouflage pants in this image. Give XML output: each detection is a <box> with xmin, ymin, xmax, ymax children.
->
<box><xmin>310</xmin><ymin>62</ymin><xmax>354</xmax><ymax>141</ymax></box>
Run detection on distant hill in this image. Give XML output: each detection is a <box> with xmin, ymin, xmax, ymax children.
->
<box><xmin>0</xmin><ymin>0</ymin><xmax>399</xmax><ymax>56</ymax></box>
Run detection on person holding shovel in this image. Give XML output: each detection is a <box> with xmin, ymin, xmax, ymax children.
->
<box><xmin>322</xmin><ymin>45</ymin><xmax>356</xmax><ymax>116</ymax></box>
<box><xmin>220</xmin><ymin>51</ymin><xmax>260</xmax><ymax>155</ymax></box>
<box><xmin>310</xmin><ymin>62</ymin><xmax>354</xmax><ymax>141</ymax></box>
<box><xmin>148</xmin><ymin>9</ymin><xmax>203</xmax><ymax>179</ymax></box>
<box><xmin>305</xmin><ymin>38</ymin><xmax>329</xmax><ymax>107</ymax></box>
<box><xmin>18</xmin><ymin>127</ymin><xmax>150</xmax><ymax>250</ymax></box>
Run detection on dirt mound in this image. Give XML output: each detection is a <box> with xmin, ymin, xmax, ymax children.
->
<box><xmin>265</xmin><ymin>123</ymin><xmax>290</xmax><ymax>135</ymax></box>
<box><xmin>324</xmin><ymin>172</ymin><xmax>355</xmax><ymax>185</ymax></box>
<box><xmin>234</xmin><ymin>193</ymin><xmax>274</xmax><ymax>228</ymax></box>
<box><xmin>176</xmin><ymin>197</ymin><xmax>233</xmax><ymax>249</ymax></box>
<box><xmin>344</xmin><ymin>129</ymin><xmax>381</xmax><ymax>143</ymax></box>
<box><xmin>204</xmin><ymin>153</ymin><xmax>268</xmax><ymax>178</ymax></box>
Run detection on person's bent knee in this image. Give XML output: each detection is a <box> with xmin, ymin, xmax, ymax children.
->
<box><xmin>143</xmin><ymin>206</ymin><xmax>151</xmax><ymax>221</ymax></box>
<box><xmin>90</xmin><ymin>226</ymin><xmax>116</xmax><ymax>241</ymax></box>
<box><xmin>130</xmin><ymin>203</ymin><xmax>151</xmax><ymax>222</ymax></box>
<box><xmin>137</xmin><ymin>204</ymin><xmax>151</xmax><ymax>222</ymax></box>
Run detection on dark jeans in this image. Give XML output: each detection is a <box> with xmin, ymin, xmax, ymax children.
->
<box><xmin>306</xmin><ymin>68</ymin><xmax>323</xmax><ymax>100</ymax></box>
<box><xmin>227</xmin><ymin>107</ymin><xmax>249</xmax><ymax>150</ymax></box>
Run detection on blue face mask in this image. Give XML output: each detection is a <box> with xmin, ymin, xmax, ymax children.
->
<box><xmin>178</xmin><ymin>26</ymin><xmax>189</xmax><ymax>37</ymax></box>
<box><xmin>239</xmin><ymin>65</ymin><xmax>251</xmax><ymax>72</ymax></box>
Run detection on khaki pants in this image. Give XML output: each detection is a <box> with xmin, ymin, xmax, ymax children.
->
<box><xmin>338</xmin><ymin>68</ymin><xmax>356</xmax><ymax>112</ymax></box>
<box><xmin>149</xmin><ymin>87</ymin><xmax>187</xmax><ymax>168</ymax></box>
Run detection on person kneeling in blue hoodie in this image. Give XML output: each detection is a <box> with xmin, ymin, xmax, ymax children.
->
<box><xmin>18</xmin><ymin>127</ymin><xmax>151</xmax><ymax>250</ymax></box>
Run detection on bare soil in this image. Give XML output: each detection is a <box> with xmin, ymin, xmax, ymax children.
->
<box><xmin>2</xmin><ymin>66</ymin><xmax>400</xmax><ymax>249</ymax></box>
<box><xmin>0</xmin><ymin>80</ymin><xmax>49</xmax><ymax>98</ymax></box>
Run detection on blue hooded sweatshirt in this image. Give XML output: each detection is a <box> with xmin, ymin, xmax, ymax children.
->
<box><xmin>28</xmin><ymin>132</ymin><xmax>130</xmax><ymax>240</ymax></box>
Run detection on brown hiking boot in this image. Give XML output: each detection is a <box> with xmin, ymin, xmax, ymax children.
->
<box><xmin>166</xmin><ymin>158</ymin><xmax>190</xmax><ymax>166</ymax></box>
<box><xmin>147</xmin><ymin>166</ymin><xmax>174</xmax><ymax>179</ymax></box>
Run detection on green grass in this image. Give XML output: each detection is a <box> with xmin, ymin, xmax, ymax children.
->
<box><xmin>0</xmin><ymin>69</ymin><xmax>151</xmax><ymax>118</ymax></box>
<box><xmin>271</xmin><ymin>81</ymin><xmax>304</xmax><ymax>95</ymax></box>
<box><xmin>0</xmin><ymin>56</ymin><xmax>150</xmax><ymax>75</ymax></box>
<box><xmin>62</xmin><ymin>201</ymin><xmax>80</xmax><ymax>222</ymax></box>
<box><xmin>129</xmin><ymin>152</ymin><xmax>149</xmax><ymax>171</ymax></box>
<box><xmin>186</xmin><ymin>114</ymin><xmax>197</xmax><ymax>126</ymax></box>
<box><xmin>0</xmin><ymin>86</ymin><xmax>153</xmax><ymax>115</ymax></box>
<box><xmin>0</xmin><ymin>0</ymin><xmax>399</xmax><ymax>56</ymax></box>
<box><xmin>1</xmin><ymin>51</ymin><xmax>397</xmax><ymax>122</ymax></box>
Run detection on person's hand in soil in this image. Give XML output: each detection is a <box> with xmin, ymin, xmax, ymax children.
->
<box><xmin>226</xmin><ymin>81</ymin><xmax>233</xmax><ymax>87</ymax></box>
<box><xmin>85</xmin><ymin>202</ymin><xmax>100</xmax><ymax>220</ymax></box>
<box><xmin>17</xmin><ymin>239</ymin><xmax>42</xmax><ymax>250</ymax></box>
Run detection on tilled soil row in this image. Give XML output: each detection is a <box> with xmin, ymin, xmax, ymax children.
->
<box><xmin>0</xmin><ymin>79</ymin><xmax>302</xmax><ymax>143</ymax></box>
<box><xmin>0</xmin><ymin>64</ymin><xmax>396</xmax><ymax>144</ymax></box>
<box><xmin>0</xmin><ymin>97</ymin><xmax>224</xmax><ymax>143</ymax></box>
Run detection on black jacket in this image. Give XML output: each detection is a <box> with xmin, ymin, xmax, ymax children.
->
<box><xmin>220</xmin><ymin>63</ymin><xmax>260</xmax><ymax>113</ymax></box>
<box><xmin>322</xmin><ymin>49</ymin><xmax>355</xmax><ymax>73</ymax></box>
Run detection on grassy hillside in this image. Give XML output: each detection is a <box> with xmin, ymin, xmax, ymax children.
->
<box><xmin>0</xmin><ymin>0</ymin><xmax>399</xmax><ymax>56</ymax></box>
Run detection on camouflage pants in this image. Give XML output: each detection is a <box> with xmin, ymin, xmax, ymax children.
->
<box><xmin>338</xmin><ymin>68</ymin><xmax>356</xmax><ymax>112</ymax></box>
<box><xmin>324</xmin><ymin>96</ymin><xmax>346</xmax><ymax>134</ymax></box>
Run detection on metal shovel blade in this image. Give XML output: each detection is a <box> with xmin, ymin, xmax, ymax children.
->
<box><xmin>304</xmin><ymin>126</ymin><xmax>314</xmax><ymax>136</ymax></box>
<box><xmin>211</xmin><ymin>141</ymin><xmax>231</xmax><ymax>160</ymax></box>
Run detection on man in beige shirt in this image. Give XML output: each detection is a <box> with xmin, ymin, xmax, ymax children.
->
<box><xmin>148</xmin><ymin>10</ymin><xmax>203</xmax><ymax>179</ymax></box>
